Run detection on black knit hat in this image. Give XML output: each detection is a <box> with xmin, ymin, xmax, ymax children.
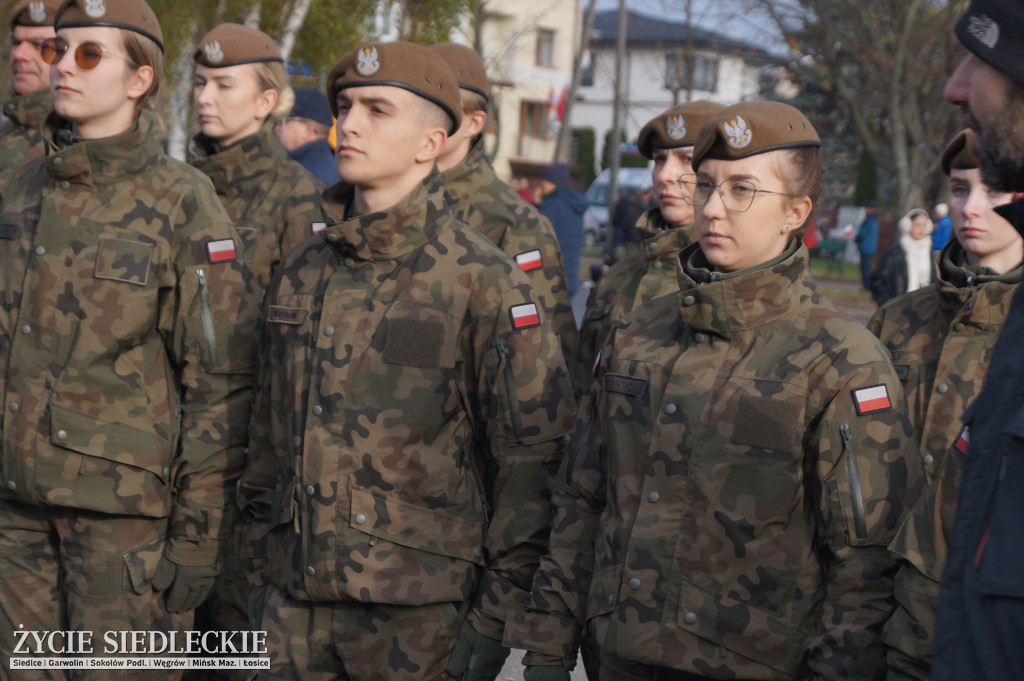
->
<box><xmin>956</xmin><ymin>0</ymin><xmax>1024</xmax><ymax>85</ymax></box>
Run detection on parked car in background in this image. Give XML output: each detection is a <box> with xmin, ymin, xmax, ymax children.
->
<box><xmin>583</xmin><ymin>166</ymin><xmax>653</xmax><ymax>247</ymax></box>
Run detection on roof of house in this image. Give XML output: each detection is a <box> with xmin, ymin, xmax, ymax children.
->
<box><xmin>589</xmin><ymin>9</ymin><xmax>778</xmax><ymax>63</ymax></box>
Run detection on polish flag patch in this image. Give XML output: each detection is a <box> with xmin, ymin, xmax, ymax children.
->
<box><xmin>311</xmin><ymin>221</ymin><xmax>327</xmax><ymax>234</ymax></box>
<box><xmin>510</xmin><ymin>303</ymin><xmax>540</xmax><ymax>330</ymax></box>
<box><xmin>515</xmin><ymin>249</ymin><xmax>543</xmax><ymax>272</ymax></box>
<box><xmin>852</xmin><ymin>384</ymin><xmax>892</xmax><ymax>415</ymax></box>
<box><xmin>955</xmin><ymin>426</ymin><xmax>970</xmax><ymax>455</ymax></box>
<box><xmin>206</xmin><ymin>239</ymin><xmax>237</xmax><ymax>264</ymax></box>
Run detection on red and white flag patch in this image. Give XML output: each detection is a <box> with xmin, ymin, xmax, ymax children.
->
<box><xmin>852</xmin><ymin>384</ymin><xmax>892</xmax><ymax>415</ymax></box>
<box><xmin>515</xmin><ymin>249</ymin><xmax>543</xmax><ymax>272</ymax></box>
<box><xmin>206</xmin><ymin>238</ymin><xmax>237</xmax><ymax>264</ymax></box>
<box><xmin>510</xmin><ymin>303</ymin><xmax>540</xmax><ymax>330</ymax></box>
<box><xmin>955</xmin><ymin>426</ymin><xmax>970</xmax><ymax>455</ymax></box>
<box><xmin>311</xmin><ymin>221</ymin><xmax>327</xmax><ymax>234</ymax></box>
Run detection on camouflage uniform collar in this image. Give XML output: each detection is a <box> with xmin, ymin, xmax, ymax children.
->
<box><xmin>44</xmin><ymin>110</ymin><xmax>163</xmax><ymax>187</ymax></box>
<box><xmin>189</xmin><ymin>120</ymin><xmax>287</xmax><ymax>188</ymax></box>
<box><xmin>937</xmin><ymin>237</ymin><xmax>1024</xmax><ymax>289</ymax></box>
<box><xmin>1</xmin><ymin>89</ymin><xmax>53</xmax><ymax>130</ymax></box>
<box><xmin>441</xmin><ymin>141</ymin><xmax>493</xmax><ymax>211</ymax></box>
<box><xmin>676</xmin><ymin>240</ymin><xmax>810</xmax><ymax>333</ymax></box>
<box><xmin>637</xmin><ymin>208</ymin><xmax>695</xmax><ymax>263</ymax></box>
<box><xmin>318</xmin><ymin>167</ymin><xmax>449</xmax><ymax>262</ymax></box>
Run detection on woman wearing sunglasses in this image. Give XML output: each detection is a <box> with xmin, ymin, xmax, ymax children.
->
<box><xmin>509</xmin><ymin>101</ymin><xmax>923</xmax><ymax>681</ymax></box>
<box><xmin>189</xmin><ymin>23</ymin><xmax>323</xmax><ymax>294</ymax></box>
<box><xmin>0</xmin><ymin>0</ymin><xmax>257</xmax><ymax>672</ymax></box>
<box><xmin>874</xmin><ymin>130</ymin><xmax>1024</xmax><ymax>681</ymax></box>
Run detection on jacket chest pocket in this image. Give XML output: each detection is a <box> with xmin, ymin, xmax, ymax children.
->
<box><xmin>345</xmin><ymin>300</ymin><xmax>459</xmax><ymax>441</ymax></box>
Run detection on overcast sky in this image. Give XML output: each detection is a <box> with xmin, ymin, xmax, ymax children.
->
<box><xmin>591</xmin><ymin>0</ymin><xmax>785</xmax><ymax>53</ymax></box>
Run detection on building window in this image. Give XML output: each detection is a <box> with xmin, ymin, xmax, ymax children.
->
<box><xmin>580</xmin><ymin>51</ymin><xmax>595</xmax><ymax>87</ymax></box>
<box><xmin>664</xmin><ymin>52</ymin><xmax>719</xmax><ymax>93</ymax></box>
<box><xmin>521</xmin><ymin>101</ymin><xmax>547</xmax><ymax>136</ymax></box>
<box><xmin>536</xmin><ymin>29</ymin><xmax>555</xmax><ymax>67</ymax></box>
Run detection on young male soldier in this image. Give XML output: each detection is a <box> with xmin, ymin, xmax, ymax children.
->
<box><xmin>571</xmin><ymin>100</ymin><xmax>723</xmax><ymax>395</ymax></box>
<box><xmin>0</xmin><ymin>0</ymin><xmax>60</xmax><ymax>193</ymax></box>
<box><xmin>430</xmin><ymin>42</ymin><xmax>578</xmax><ymax>362</ymax></box>
<box><xmin>933</xmin><ymin>1</ymin><xmax>1024</xmax><ymax>678</ymax></box>
<box><xmin>238</xmin><ymin>41</ymin><xmax>575</xmax><ymax>681</ymax></box>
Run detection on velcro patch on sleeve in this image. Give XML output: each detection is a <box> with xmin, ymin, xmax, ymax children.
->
<box><xmin>311</xmin><ymin>221</ymin><xmax>327</xmax><ymax>234</ymax></box>
<box><xmin>515</xmin><ymin>249</ymin><xmax>543</xmax><ymax>272</ymax></box>
<box><xmin>604</xmin><ymin>373</ymin><xmax>647</xmax><ymax>398</ymax></box>
<box><xmin>267</xmin><ymin>305</ymin><xmax>308</xmax><ymax>325</ymax></box>
<box><xmin>955</xmin><ymin>426</ymin><xmax>970</xmax><ymax>455</ymax></box>
<box><xmin>852</xmin><ymin>384</ymin><xmax>892</xmax><ymax>415</ymax></box>
<box><xmin>206</xmin><ymin>238</ymin><xmax>237</xmax><ymax>263</ymax></box>
<box><xmin>0</xmin><ymin>224</ymin><xmax>18</xmax><ymax>239</ymax></box>
<box><xmin>510</xmin><ymin>303</ymin><xmax>540</xmax><ymax>330</ymax></box>
<box><xmin>383</xmin><ymin>318</ymin><xmax>443</xmax><ymax>368</ymax></box>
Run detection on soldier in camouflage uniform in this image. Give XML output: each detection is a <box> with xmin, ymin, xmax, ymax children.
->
<box><xmin>190</xmin><ymin>23</ymin><xmax>324</xmax><ymax>294</ymax></box>
<box><xmin>506</xmin><ymin>101</ymin><xmax>924</xmax><ymax>681</ymax></box>
<box><xmin>237</xmin><ymin>41</ymin><xmax>575</xmax><ymax>681</ymax></box>
<box><xmin>0</xmin><ymin>0</ymin><xmax>257</xmax><ymax>678</ymax></box>
<box><xmin>431</xmin><ymin>43</ymin><xmax>577</xmax><ymax>363</ymax></box>
<box><xmin>571</xmin><ymin>100</ymin><xmax>723</xmax><ymax>394</ymax></box>
<box><xmin>0</xmin><ymin>0</ymin><xmax>60</xmax><ymax>195</ymax></box>
<box><xmin>873</xmin><ymin>130</ymin><xmax>1023</xmax><ymax>681</ymax></box>
<box><xmin>187</xmin><ymin>27</ymin><xmax>324</xmax><ymax>664</ymax></box>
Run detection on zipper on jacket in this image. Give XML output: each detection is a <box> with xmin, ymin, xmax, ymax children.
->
<box><xmin>196</xmin><ymin>269</ymin><xmax>221</xmax><ymax>368</ymax></box>
<box><xmin>840</xmin><ymin>423</ymin><xmax>868</xmax><ymax>539</ymax></box>
<box><xmin>563</xmin><ymin>389</ymin><xmax>595</xmax><ymax>487</ymax></box>
<box><xmin>494</xmin><ymin>338</ymin><xmax>524</xmax><ymax>440</ymax></box>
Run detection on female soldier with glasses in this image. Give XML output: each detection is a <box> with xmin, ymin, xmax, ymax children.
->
<box><xmin>508</xmin><ymin>101</ymin><xmax>923</xmax><ymax>681</ymax></box>
<box><xmin>0</xmin><ymin>1</ymin><xmax>257</xmax><ymax>676</ymax></box>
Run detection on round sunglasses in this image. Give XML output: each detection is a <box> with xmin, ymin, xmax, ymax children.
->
<box><xmin>40</xmin><ymin>37</ymin><xmax>134</xmax><ymax>70</ymax></box>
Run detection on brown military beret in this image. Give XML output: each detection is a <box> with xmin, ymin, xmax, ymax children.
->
<box><xmin>194</xmin><ymin>23</ymin><xmax>283</xmax><ymax>68</ymax></box>
<box><xmin>327</xmin><ymin>41</ymin><xmax>463</xmax><ymax>135</ymax></box>
<box><xmin>54</xmin><ymin>0</ymin><xmax>163</xmax><ymax>52</ymax></box>
<box><xmin>941</xmin><ymin>129</ymin><xmax>980</xmax><ymax>175</ymax></box>
<box><xmin>692</xmin><ymin>100</ymin><xmax>820</xmax><ymax>169</ymax></box>
<box><xmin>637</xmin><ymin>100</ymin><xmax>725</xmax><ymax>160</ymax></box>
<box><xmin>9</xmin><ymin>0</ymin><xmax>62</xmax><ymax>29</ymax></box>
<box><xmin>430</xmin><ymin>43</ymin><xmax>489</xmax><ymax>100</ymax></box>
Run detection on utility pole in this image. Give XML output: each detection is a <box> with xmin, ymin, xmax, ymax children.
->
<box><xmin>555</xmin><ymin>0</ymin><xmax>599</xmax><ymax>163</ymax></box>
<box><xmin>605</xmin><ymin>0</ymin><xmax>627</xmax><ymax>253</ymax></box>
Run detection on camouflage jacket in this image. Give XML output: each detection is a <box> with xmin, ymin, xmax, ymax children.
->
<box><xmin>237</xmin><ymin>168</ymin><xmax>576</xmax><ymax>640</ymax></box>
<box><xmin>868</xmin><ymin>239</ymin><xmax>1022</xmax><ymax>488</ymax></box>
<box><xmin>571</xmin><ymin>208</ymin><xmax>696</xmax><ymax>395</ymax></box>
<box><xmin>507</xmin><ymin>242</ymin><xmax>923</xmax><ymax>680</ymax></box>
<box><xmin>190</xmin><ymin>121</ymin><xmax>324</xmax><ymax>293</ymax></box>
<box><xmin>0</xmin><ymin>89</ymin><xmax>52</xmax><ymax>197</ymax></box>
<box><xmin>0</xmin><ymin>111</ymin><xmax>258</xmax><ymax>566</ymax></box>
<box><xmin>870</xmin><ymin>241</ymin><xmax>1020</xmax><ymax>678</ymax></box>
<box><xmin>442</xmin><ymin>142</ymin><xmax>577</xmax><ymax>361</ymax></box>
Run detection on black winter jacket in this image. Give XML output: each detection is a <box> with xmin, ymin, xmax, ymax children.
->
<box><xmin>870</xmin><ymin>243</ymin><xmax>908</xmax><ymax>306</ymax></box>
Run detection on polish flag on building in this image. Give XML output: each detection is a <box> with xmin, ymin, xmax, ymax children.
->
<box><xmin>516</xmin><ymin>250</ymin><xmax>543</xmax><ymax>272</ymax></box>
<box><xmin>510</xmin><ymin>303</ymin><xmax>540</xmax><ymax>330</ymax></box>
<box><xmin>852</xmin><ymin>384</ymin><xmax>892</xmax><ymax>415</ymax></box>
<box><xmin>206</xmin><ymin>239</ymin><xmax>237</xmax><ymax>263</ymax></box>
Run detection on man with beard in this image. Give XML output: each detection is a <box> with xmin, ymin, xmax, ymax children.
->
<box><xmin>933</xmin><ymin>2</ymin><xmax>1024</xmax><ymax>679</ymax></box>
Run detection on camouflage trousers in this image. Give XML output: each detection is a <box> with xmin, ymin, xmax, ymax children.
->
<box><xmin>252</xmin><ymin>586</ymin><xmax>463</xmax><ymax>681</ymax></box>
<box><xmin>186</xmin><ymin>508</ymin><xmax>251</xmax><ymax>681</ymax></box>
<box><xmin>598</xmin><ymin>655</ymin><xmax>723</xmax><ymax>681</ymax></box>
<box><xmin>882</xmin><ymin>560</ymin><xmax>938</xmax><ymax>681</ymax></box>
<box><xmin>0</xmin><ymin>500</ymin><xmax>193</xmax><ymax>681</ymax></box>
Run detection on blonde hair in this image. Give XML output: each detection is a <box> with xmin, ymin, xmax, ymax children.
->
<box><xmin>251</xmin><ymin>60</ymin><xmax>294</xmax><ymax>121</ymax></box>
<box><xmin>120</xmin><ymin>29</ymin><xmax>164</xmax><ymax>114</ymax></box>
